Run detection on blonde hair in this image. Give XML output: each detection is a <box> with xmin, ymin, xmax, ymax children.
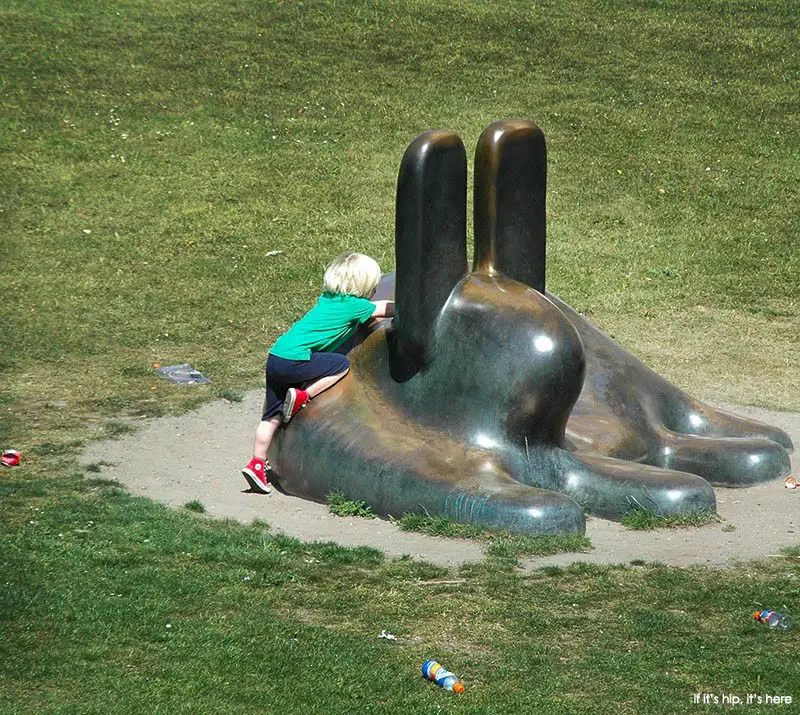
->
<box><xmin>323</xmin><ymin>252</ymin><xmax>382</xmax><ymax>298</ymax></box>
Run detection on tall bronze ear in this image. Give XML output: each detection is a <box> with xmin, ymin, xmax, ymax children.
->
<box><xmin>395</xmin><ymin>130</ymin><xmax>468</xmax><ymax>368</ymax></box>
<box><xmin>473</xmin><ymin>119</ymin><xmax>547</xmax><ymax>293</ymax></box>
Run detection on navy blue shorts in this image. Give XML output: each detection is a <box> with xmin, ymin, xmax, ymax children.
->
<box><xmin>261</xmin><ymin>352</ymin><xmax>350</xmax><ymax>421</ymax></box>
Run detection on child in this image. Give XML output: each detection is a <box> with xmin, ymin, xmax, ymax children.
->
<box><xmin>241</xmin><ymin>252</ymin><xmax>394</xmax><ymax>493</ymax></box>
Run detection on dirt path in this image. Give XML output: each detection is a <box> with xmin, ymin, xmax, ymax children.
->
<box><xmin>81</xmin><ymin>392</ymin><xmax>799</xmax><ymax>570</ymax></box>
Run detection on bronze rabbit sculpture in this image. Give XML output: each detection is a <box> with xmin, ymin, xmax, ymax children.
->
<box><xmin>269</xmin><ymin>120</ymin><xmax>792</xmax><ymax>535</ymax></box>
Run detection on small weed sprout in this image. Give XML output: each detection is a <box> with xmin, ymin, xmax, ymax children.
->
<box><xmin>327</xmin><ymin>491</ymin><xmax>376</xmax><ymax>519</ymax></box>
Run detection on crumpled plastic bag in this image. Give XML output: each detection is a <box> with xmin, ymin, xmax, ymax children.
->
<box><xmin>155</xmin><ymin>364</ymin><xmax>211</xmax><ymax>385</ymax></box>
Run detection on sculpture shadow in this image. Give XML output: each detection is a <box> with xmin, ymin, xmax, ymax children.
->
<box><xmin>270</xmin><ymin>120</ymin><xmax>793</xmax><ymax>535</ymax></box>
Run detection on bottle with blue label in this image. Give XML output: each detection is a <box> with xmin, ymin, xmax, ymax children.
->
<box><xmin>753</xmin><ymin>610</ymin><xmax>792</xmax><ymax>631</ymax></box>
<box><xmin>421</xmin><ymin>660</ymin><xmax>464</xmax><ymax>693</ymax></box>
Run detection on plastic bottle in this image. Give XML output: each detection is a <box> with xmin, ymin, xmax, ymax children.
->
<box><xmin>421</xmin><ymin>660</ymin><xmax>464</xmax><ymax>693</ymax></box>
<box><xmin>753</xmin><ymin>610</ymin><xmax>792</xmax><ymax>631</ymax></box>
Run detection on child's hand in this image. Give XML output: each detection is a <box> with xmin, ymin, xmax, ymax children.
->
<box><xmin>370</xmin><ymin>300</ymin><xmax>394</xmax><ymax>319</ymax></box>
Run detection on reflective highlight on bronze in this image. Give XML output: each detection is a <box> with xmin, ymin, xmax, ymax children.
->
<box><xmin>270</xmin><ymin>120</ymin><xmax>793</xmax><ymax>536</ymax></box>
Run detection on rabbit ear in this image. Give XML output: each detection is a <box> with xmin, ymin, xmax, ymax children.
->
<box><xmin>395</xmin><ymin>129</ymin><xmax>468</xmax><ymax>367</ymax></box>
<box><xmin>473</xmin><ymin>119</ymin><xmax>547</xmax><ymax>293</ymax></box>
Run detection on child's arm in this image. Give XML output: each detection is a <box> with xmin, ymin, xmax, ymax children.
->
<box><xmin>370</xmin><ymin>300</ymin><xmax>395</xmax><ymax>319</ymax></box>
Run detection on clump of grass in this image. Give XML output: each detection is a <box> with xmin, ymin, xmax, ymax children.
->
<box><xmin>485</xmin><ymin>532</ymin><xmax>592</xmax><ymax>559</ymax></box>
<box><xmin>103</xmin><ymin>422</ymin><xmax>137</xmax><ymax>438</ymax></box>
<box><xmin>396</xmin><ymin>513</ymin><xmax>591</xmax><ymax>559</ymax></box>
<box><xmin>213</xmin><ymin>388</ymin><xmax>244</xmax><ymax>403</ymax></box>
<box><xmin>327</xmin><ymin>491</ymin><xmax>376</xmax><ymax>519</ymax></box>
<box><xmin>184</xmin><ymin>500</ymin><xmax>206</xmax><ymax>514</ymax></box>
<box><xmin>85</xmin><ymin>460</ymin><xmax>114</xmax><ymax>474</ymax></box>
<box><xmin>120</xmin><ymin>365</ymin><xmax>154</xmax><ymax>378</ymax></box>
<box><xmin>621</xmin><ymin>508</ymin><xmax>719</xmax><ymax>530</ymax></box>
<box><xmin>134</xmin><ymin>403</ymin><xmax>167</xmax><ymax>418</ymax></box>
<box><xmin>395</xmin><ymin>513</ymin><xmax>486</xmax><ymax>539</ymax></box>
<box><xmin>30</xmin><ymin>440</ymin><xmax>85</xmax><ymax>457</ymax></box>
<box><xmin>538</xmin><ymin>565</ymin><xmax>565</xmax><ymax>577</ymax></box>
<box><xmin>85</xmin><ymin>477</ymin><xmax>122</xmax><ymax>489</ymax></box>
<box><xmin>95</xmin><ymin>396</ymin><xmax>135</xmax><ymax>410</ymax></box>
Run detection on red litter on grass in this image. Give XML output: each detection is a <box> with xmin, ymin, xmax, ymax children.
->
<box><xmin>2</xmin><ymin>450</ymin><xmax>21</xmax><ymax>467</ymax></box>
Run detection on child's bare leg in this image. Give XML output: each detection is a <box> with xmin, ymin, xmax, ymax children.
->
<box><xmin>253</xmin><ymin>416</ymin><xmax>281</xmax><ymax>460</ymax></box>
<box><xmin>306</xmin><ymin>367</ymin><xmax>350</xmax><ymax>399</ymax></box>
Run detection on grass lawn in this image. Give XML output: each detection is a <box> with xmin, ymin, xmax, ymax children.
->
<box><xmin>1</xmin><ymin>0</ymin><xmax>798</xmax><ymax>712</ymax></box>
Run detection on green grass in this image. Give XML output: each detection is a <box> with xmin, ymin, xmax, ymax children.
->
<box><xmin>396</xmin><ymin>513</ymin><xmax>490</xmax><ymax>539</ymax></box>
<box><xmin>2</xmin><ymin>0</ymin><xmax>799</xmax><ymax>712</ymax></box>
<box><xmin>329</xmin><ymin>508</ymin><xmax>591</xmax><ymax>563</ymax></box>
<box><xmin>396</xmin><ymin>513</ymin><xmax>592</xmax><ymax>560</ymax></box>
<box><xmin>2</xmin><ymin>0</ymin><xmax>798</xmax><ymax>430</ymax></box>
<box><xmin>621</xmin><ymin>508</ymin><xmax>721</xmax><ymax>530</ymax></box>
<box><xmin>327</xmin><ymin>491</ymin><xmax>377</xmax><ymax>519</ymax></box>
<box><xmin>212</xmin><ymin>387</ymin><xmax>244</xmax><ymax>403</ymax></box>
<box><xmin>2</xmin><ymin>472</ymin><xmax>798</xmax><ymax>714</ymax></box>
<box><xmin>84</xmin><ymin>460</ymin><xmax>114</xmax><ymax>474</ymax></box>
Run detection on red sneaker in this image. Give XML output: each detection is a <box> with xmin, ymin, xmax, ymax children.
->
<box><xmin>282</xmin><ymin>388</ymin><xmax>310</xmax><ymax>423</ymax></box>
<box><xmin>242</xmin><ymin>457</ymin><xmax>272</xmax><ymax>494</ymax></box>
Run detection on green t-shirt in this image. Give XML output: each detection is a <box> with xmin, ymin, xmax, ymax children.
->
<box><xmin>270</xmin><ymin>293</ymin><xmax>377</xmax><ymax>360</ymax></box>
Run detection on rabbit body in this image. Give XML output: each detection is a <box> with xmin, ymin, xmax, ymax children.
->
<box><xmin>267</xmin><ymin>120</ymin><xmax>792</xmax><ymax>536</ymax></box>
